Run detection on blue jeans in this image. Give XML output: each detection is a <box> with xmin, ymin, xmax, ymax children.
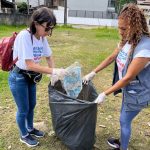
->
<box><xmin>8</xmin><ymin>68</ymin><xmax>36</xmax><ymax>136</ymax></box>
<box><xmin>120</xmin><ymin>103</ymin><xmax>140</xmax><ymax>150</ymax></box>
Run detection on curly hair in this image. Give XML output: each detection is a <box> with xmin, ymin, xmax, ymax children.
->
<box><xmin>118</xmin><ymin>3</ymin><xmax>150</xmax><ymax>58</ymax></box>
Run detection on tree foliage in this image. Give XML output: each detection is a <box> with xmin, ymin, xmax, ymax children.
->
<box><xmin>17</xmin><ymin>2</ymin><xmax>27</xmax><ymax>14</ymax></box>
<box><xmin>116</xmin><ymin>0</ymin><xmax>137</xmax><ymax>13</ymax></box>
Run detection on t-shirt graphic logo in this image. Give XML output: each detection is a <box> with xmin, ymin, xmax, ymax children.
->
<box><xmin>33</xmin><ymin>47</ymin><xmax>43</xmax><ymax>62</ymax></box>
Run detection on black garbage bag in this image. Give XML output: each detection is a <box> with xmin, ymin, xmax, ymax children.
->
<box><xmin>48</xmin><ymin>81</ymin><xmax>98</xmax><ymax>150</ymax></box>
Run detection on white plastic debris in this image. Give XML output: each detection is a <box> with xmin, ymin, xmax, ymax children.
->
<box><xmin>62</xmin><ymin>62</ymin><xmax>82</xmax><ymax>98</ymax></box>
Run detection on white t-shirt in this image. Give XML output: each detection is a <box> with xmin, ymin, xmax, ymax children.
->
<box><xmin>116</xmin><ymin>42</ymin><xmax>150</xmax><ymax>79</ymax></box>
<box><xmin>116</xmin><ymin>43</ymin><xmax>131</xmax><ymax>79</ymax></box>
<box><xmin>13</xmin><ymin>30</ymin><xmax>52</xmax><ymax>70</ymax></box>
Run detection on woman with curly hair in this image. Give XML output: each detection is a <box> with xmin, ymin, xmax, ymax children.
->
<box><xmin>83</xmin><ymin>3</ymin><xmax>150</xmax><ymax>150</ymax></box>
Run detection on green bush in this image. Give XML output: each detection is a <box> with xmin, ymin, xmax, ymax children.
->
<box><xmin>17</xmin><ymin>2</ymin><xmax>27</xmax><ymax>14</ymax></box>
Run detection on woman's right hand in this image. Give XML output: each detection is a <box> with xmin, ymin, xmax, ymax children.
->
<box><xmin>51</xmin><ymin>74</ymin><xmax>59</xmax><ymax>86</ymax></box>
<box><xmin>51</xmin><ymin>68</ymin><xmax>67</xmax><ymax>86</ymax></box>
<box><xmin>52</xmin><ymin>68</ymin><xmax>67</xmax><ymax>76</ymax></box>
<box><xmin>82</xmin><ymin>71</ymin><xmax>96</xmax><ymax>84</ymax></box>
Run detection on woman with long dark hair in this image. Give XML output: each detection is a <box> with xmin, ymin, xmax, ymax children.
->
<box><xmin>9</xmin><ymin>7</ymin><xmax>65</xmax><ymax>147</ymax></box>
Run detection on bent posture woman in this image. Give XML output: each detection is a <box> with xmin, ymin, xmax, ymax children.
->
<box><xmin>9</xmin><ymin>7</ymin><xmax>65</xmax><ymax>147</ymax></box>
<box><xmin>83</xmin><ymin>3</ymin><xmax>150</xmax><ymax>150</ymax></box>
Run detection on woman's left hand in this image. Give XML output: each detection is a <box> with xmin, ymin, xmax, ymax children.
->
<box><xmin>94</xmin><ymin>92</ymin><xmax>106</xmax><ymax>104</ymax></box>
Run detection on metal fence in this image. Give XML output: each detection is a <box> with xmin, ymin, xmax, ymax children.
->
<box><xmin>68</xmin><ymin>10</ymin><xmax>118</xmax><ymax>19</ymax></box>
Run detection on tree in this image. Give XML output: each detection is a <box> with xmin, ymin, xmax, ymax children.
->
<box><xmin>116</xmin><ymin>0</ymin><xmax>137</xmax><ymax>13</ymax></box>
<box><xmin>17</xmin><ymin>2</ymin><xmax>28</xmax><ymax>14</ymax></box>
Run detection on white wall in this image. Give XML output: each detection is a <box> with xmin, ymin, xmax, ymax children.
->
<box><xmin>53</xmin><ymin>9</ymin><xmax>118</xmax><ymax>27</ymax></box>
<box><xmin>12</xmin><ymin>0</ymin><xmax>26</xmax><ymax>2</ymax></box>
<box><xmin>68</xmin><ymin>0</ymin><xmax>108</xmax><ymax>11</ymax></box>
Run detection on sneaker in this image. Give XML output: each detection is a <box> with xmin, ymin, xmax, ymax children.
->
<box><xmin>28</xmin><ymin>128</ymin><xmax>45</xmax><ymax>138</ymax></box>
<box><xmin>20</xmin><ymin>134</ymin><xmax>39</xmax><ymax>147</ymax></box>
<box><xmin>107</xmin><ymin>137</ymin><xmax>120</xmax><ymax>149</ymax></box>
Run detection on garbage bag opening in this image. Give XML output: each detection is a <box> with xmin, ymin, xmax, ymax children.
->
<box><xmin>50</xmin><ymin>80</ymin><xmax>98</xmax><ymax>102</ymax></box>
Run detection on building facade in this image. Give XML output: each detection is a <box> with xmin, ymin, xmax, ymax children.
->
<box><xmin>16</xmin><ymin>0</ymin><xmax>116</xmax><ymax>19</ymax></box>
<box><xmin>137</xmin><ymin>0</ymin><xmax>150</xmax><ymax>27</ymax></box>
<box><xmin>67</xmin><ymin>0</ymin><xmax>117</xmax><ymax>19</ymax></box>
<box><xmin>0</xmin><ymin>0</ymin><xmax>15</xmax><ymax>13</ymax></box>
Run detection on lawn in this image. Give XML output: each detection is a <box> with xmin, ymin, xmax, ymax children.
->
<box><xmin>0</xmin><ymin>25</ymin><xmax>150</xmax><ymax>150</ymax></box>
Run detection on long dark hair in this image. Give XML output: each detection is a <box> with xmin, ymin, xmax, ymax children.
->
<box><xmin>30</xmin><ymin>7</ymin><xmax>56</xmax><ymax>34</ymax></box>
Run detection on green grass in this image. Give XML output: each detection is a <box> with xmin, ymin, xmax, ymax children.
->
<box><xmin>0</xmin><ymin>25</ymin><xmax>27</xmax><ymax>38</ymax></box>
<box><xmin>0</xmin><ymin>25</ymin><xmax>150</xmax><ymax>150</ymax></box>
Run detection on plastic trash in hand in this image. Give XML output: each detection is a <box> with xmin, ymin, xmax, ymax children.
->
<box><xmin>62</xmin><ymin>62</ymin><xmax>82</xmax><ymax>98</ymax></box>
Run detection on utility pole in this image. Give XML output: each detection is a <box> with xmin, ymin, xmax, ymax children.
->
<box><xmin>0</xmin><ymin>0</ymin><xmax>1</xmax><ymax>13</ymax></box>
<box><xmin>12</xmin><ymin>0</ymin><xmax>16</xmax><ymax>13</ymax></box>
<box><xmin>64</xmin><ymin>0</ymin><xmax>67</xmax><ymax>25</ymax></box>
<box><xmin>44</xmin><ymin>0</ymin><xmax>46</xmax><ymax>6</ymax></box>
<box><xmin>27</xmin><ymin>0</ymin><xmax>30</xmax><ymax>15</ymax></box>
<box><xmin>38</xmin><ymin>0</ymin><xmax>40</xmax><ymax>7</ymax></box>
